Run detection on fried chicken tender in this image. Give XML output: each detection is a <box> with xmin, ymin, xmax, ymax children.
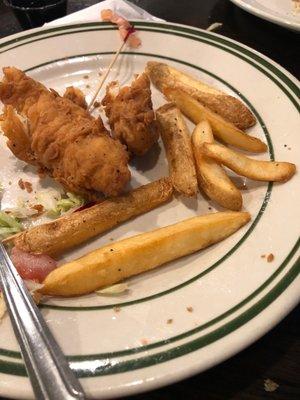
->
<box><xmin>0</xmin><ymin>105</ymin><xmax>34</xmax><ymax>164</ymax></box>
<box><xmin>63</xmin><ymin>86</ymin><xmax>87</xmax><ymax>109</ymax></box>
<box><xmin>0</xmin><ymin>67</ymin><xmax>130</xmax><ymax>198</ymax></box>
<box><xmin>102</xmin><ymin>73</ymin><xmax>158</xmax><ymax>156</ymax></box>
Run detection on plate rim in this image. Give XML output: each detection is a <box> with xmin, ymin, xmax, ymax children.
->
<box><xmin>229</xmin><ymin>0</ymin><xmax>300</xmax><ymax>31</ymax></box>
<box><xmin>0</xmin><ymin>21</ymin><xmax>299</xmax><ymax>400</ymax></box>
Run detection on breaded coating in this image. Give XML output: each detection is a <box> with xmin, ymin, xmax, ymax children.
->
<box><xmin>0</xmin><ymin>67</ymin><xmax>130</xmax><ymax>198</ymax></box>
<box><xmin>63</xmin><ymin>86</ymin><xmax>87</xmax><ymax>109</ymax></box>
<box><xmin>102</xmin><ymin>73</ymin><xmax>158</xmax><ymax>156</ymax></box>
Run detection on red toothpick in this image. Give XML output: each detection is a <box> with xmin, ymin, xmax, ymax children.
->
<box><xmin>88</xmin><ymin>26</ymin><xmax>135</xmax><ymax>111</ymax></box>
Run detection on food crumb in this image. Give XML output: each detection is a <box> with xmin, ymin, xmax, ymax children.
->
<box><xmin>208</xmin><ymin>207</ymin><xmax>212</xmax><ymax>210</ymax></box>
<box><xmin>18</xmin><ymin>178</ymin><xmax>33</xmax><ymax>193</ymax></box>
<box><xmin>94</xmin><ymin>101</ymin><xmax>100</xmax><ymax>108</ymax></box>
<box><xmin>167</xmin><ymin>319</ymin><xmax>173</xmax><ymax>324</ymax></box>
<box><xmin>186</xmin><ymin>306</ymin><xmax>193</xmax><ymax>313</ymax></box>
<box><xmin>267</xmin><ymin>253</ymin><xmax>274</xmax><ymax>262</ymax></box>
<box><xmin>30</xmin><ymin>204</ymin><xmax>44</xmax><ymax>216</ymax></box>
<box><xmin>288</xmin><ymin>147</ymin><xmax>291</xmax><ymax>150</ymax></box>
<box><xmin>24</xmin><ymin>181</ymin><xmax>33</xmax><ymax>193</ymax></box>
<box><xmin>8</xmin><ymin>181</ymin><xmax>12</xmax><ymax>185</ymax></box>
<box><xmin>261</xmin><ymin>254</ymin><xmax>266</xmax><ymax>258</ymax></box>
<box><xmin>83</xmin><ymin>75</ymin><xmax>89</xmax><ymax>79</ymax></box>
<box><xmin>113</xmin><ymin>306</ymin><xmax>121</xmax><ymax>313</ymax></box>
<box><xmin>98</xmin><ymin>72</ymin><xmax>102</xmax><ymax>76</ymax></box>
<box><xmin>264</xmin><ymin>378</ymin><xmax>279</xmax><ymax>392</ymax></box>
<box><xmin>140</xmin><ymin>338</ymin><xmax>148</xmax><ymax>345</ymax></box>
<box><xmin>18</xmin><ymin>178</ymin><xmax>25</xmax><ymax>190</ymax></box>
<box><xmin>86</xmin><ymin>84</ymin><xmax>90</xmax><ymax>89</ymax></box>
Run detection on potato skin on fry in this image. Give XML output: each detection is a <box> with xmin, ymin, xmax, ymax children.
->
<box><xmin>202</xmin><ymin>143</ymin><xmax>296</xmax><ymax>182</ymax></box>
<box><xmin>9</xmin><ymin>178</ymin><xmax>173</xmax><ymax>256</ymax></box>
<box><xmin>165</xmin><ymin>88</ymin><xmax>267</xmax><ymax>153</ymax></box>
<box><xmin>146</xmin><ymin>61</ymin><xmax>256</xmax><ymax>130</ymax></box>
<box><xmin>41</xmin><ymin>211</ymin><xmax>251</xmax><ymax>296</ymax></box>
<box><xmin>192</xmin><ymin>121</ymin><xmax>242</xmax><ymax>211</ymax></box>
<box><xmin>156</xmin><ymin>103</ymin><xmax>198</xmax><ymax>197</ymax></box>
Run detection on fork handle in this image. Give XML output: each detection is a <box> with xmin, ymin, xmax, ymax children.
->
<box><xmin>0</xmin><ymin>243</ymin><xmax>85</xmax><ymax>400</ymax></box>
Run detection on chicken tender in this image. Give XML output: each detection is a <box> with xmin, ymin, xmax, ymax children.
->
<box><xmin>102</xmin><ymin>73</ymin><xmax>158</xmax><ymax>156</ymax></box>
<box><xmin>0</xmin><ymin>67</ymin><xmax>130</xmax><ymax>198</ymax></box>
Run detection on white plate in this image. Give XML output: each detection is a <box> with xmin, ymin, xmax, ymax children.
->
<box><xmin>230</xmin><ymin>0</ymin><xmax>300</xmax><ymax>31</ymax></box>
<box><xmin>0</xmin><ymin>22</ymin><xmax>299</xmax><ymax>400</ymax></box>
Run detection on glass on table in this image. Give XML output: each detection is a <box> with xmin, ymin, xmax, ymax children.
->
<box><xmin>4</xmin><ymin>0</ymin><xmax>68</xmax><ymax>29</ymax></box>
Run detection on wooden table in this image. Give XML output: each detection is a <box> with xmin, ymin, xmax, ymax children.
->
<box><xmin>0</xmin><ymin>1</ymin><xmax>299</xmax><ymax>399</ymax></box>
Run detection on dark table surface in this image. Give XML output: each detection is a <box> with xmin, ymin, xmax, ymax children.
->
<box><xmin>0</xmin><ymin>1</ymin><xmax>299</xmax><ymax>399</ymax></box>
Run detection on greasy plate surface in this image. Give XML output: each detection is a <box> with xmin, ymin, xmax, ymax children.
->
<box><xmin>230</xmin><ymin>0</ymin><xmax>300</xmax><ymax>31</ymax></box>
<box><xmin>0</xmin><ymin>22</ymin><xmax>299</xmax><ymax>399</ymax></box>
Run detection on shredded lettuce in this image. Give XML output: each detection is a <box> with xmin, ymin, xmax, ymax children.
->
<box><xmin>0</xmin><ymin>211</ymin><xmax>22</xmax><ymax>239</ymax></box>
<box><xmin>0</xmin><ymin>211</ymin><xmax>22</xmax><ymax>229</ymax></box>
<box><xmin>96</xmin><ymin>283</ymin><xmax>129</xmax><ymax>296</ymax></box>
<box><xmin>47</xmin><ymin>192</ymin><xmax>84</xmax><ymax>218</ymax></box>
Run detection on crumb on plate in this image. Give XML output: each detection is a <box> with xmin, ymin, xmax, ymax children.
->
<box><xmin>18</xmin><ymin>178</ymin><xmax>25</xmax><ymax>190</ymax></box>
<box><xmin>30</xmin><ymin>204</ymin><xmax>44</xmax><ymax>216</ymax></box>
<box><xmin>264</xmin><ymin>378</ymin><xmax>279</xmax><ymax>392</ymax></box>
<box><xmin>167</xmin><ymin>319</ymin><xmax>173</xmax><ymax>324</ymax></box>
<box><xmin>24</xmin><ymin>181</ymin><xmax>33</xmax><ymax>193</ymax></box>
<box><xmin>267</xmin><ymin>253</ymin><xmax>274</xmax><ymax>262</ymax></box>
<box><xmin>186</xmin><ymin>306</ymin><xmax>193</xmax><ymax>313</ymax></box>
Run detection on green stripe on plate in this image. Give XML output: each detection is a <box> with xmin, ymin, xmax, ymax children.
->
<box><xmin>1</xmin><ymin>234</ymin><xmax>298</xmax><ymax>364</ymax></box>
<box><xmin>136</xmin><ymin>22</ymin><xmax>300</xmax><ymax>101</ymax></box>
<box><xmin>1</xmin><ymin>22</ymin><xmax>299</xmax><ymax>109</ymax></box>
<box><xmin>1</xmin><ymin>242</ymin><xmax>298</xmax><ymax>377</ymax></box>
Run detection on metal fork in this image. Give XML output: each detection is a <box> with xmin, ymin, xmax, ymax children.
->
<box><xmin>0</xmin><ymin>243</ymin><xmax>85</xmax><ymax>400</ymax></box>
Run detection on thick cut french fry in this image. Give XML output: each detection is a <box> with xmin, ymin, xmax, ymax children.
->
<box><xmin>165</xmin><ymin>88</ymin><xmax>267</xmax><ymax>153</ymax></box>
<box><xmin>41</xmin><ymin>211</ymin><xmax>251</xmax><ymax>296</ymax></box>
<box><xmin>146</xmin><ymin>61</ymin><xmax>256</xmax><ymax>130</ymax></box>
<box><xmin>192</xmin><ymin>121</ymin><xmax>242</xmax><ymax>210</ymax></box>
<box><xmin>202</xmin><ymin>143</ymin><xmax>296</xmax><ymax>182</ymax></box>
<box><xmin>6</xmin><ymin>178</ymin><xmax>173</xmax><ymax>256</ymax></box>
<box><xmin>156</xmin><ymin>103</ymin><xmax>198</xmax><ymax>197</ymax></box>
